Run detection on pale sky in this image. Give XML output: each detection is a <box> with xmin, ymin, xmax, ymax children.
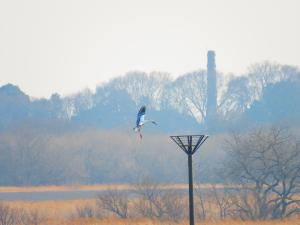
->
<box><xmin>0</xmin><ymin>0</ymin><xmax>299</xmax><ymax>98</ymax></box>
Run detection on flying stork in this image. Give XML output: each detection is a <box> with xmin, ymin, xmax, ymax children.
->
<box><xmin>133</xmin><ymin>106</ymin><xmax>157</xmax><ymax>139</ymax></box>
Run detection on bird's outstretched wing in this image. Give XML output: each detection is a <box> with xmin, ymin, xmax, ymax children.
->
<box><xmin>136</xmin><ymin>106</ymin><xmax>146</xmax><ymax>127</ymax></box>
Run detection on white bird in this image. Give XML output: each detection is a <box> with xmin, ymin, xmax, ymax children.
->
<box><xmin>133</xmin><ymin>106</ymin><xmax>157</xmax><ymax>139</ymax></box>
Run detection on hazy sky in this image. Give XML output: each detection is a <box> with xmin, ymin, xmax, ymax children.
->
<box><xmin>0</xmin><ymin>0</ymin><xmax>299</xmax><ymax>97</ymax></box>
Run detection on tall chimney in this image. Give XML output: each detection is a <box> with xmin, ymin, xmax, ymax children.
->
<box><xmin>206</xmin><ymin>50</ymin><xmax>217</xmax><ymax>124</ymax></box>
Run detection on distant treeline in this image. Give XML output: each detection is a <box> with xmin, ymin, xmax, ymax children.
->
<box><xmin>1</xmin><ymin>61</ymin><xmax>300</xmax><ymax>133</ymax></box>
<box><xmin>0</xmin><ymin>61</ymin><xmax>300</xmax><ymax>186</ymax></box>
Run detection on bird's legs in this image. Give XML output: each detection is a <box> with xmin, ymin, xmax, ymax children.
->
<box><xmin>133</xmin><ymin>126</ymin><xmax>143</xmax><ymax>139</ymax></box>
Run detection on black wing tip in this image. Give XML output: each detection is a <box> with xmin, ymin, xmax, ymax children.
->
<box><xmin>139</xmin><ymin>105</ymin><xmax>146</xmax><ymax>113</ymax></box>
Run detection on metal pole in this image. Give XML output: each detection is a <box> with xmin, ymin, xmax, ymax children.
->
<box><xmin>170</xmin><ymin>135</ymin><xmax>208</xmax><ymax>225</ymax></box>
<box><xmin>188</xmin><ymin>153</ymin><xmax>195</xmax><ymax>225</ymax></box>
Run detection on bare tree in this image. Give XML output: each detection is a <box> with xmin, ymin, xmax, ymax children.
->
<box><xmin>133</xmin><ymin>178</ymin><xmax>185</xmax><ymax>222</ymax></box>
<box><xmin>0</xmin><ymin>203</ymin><xmax>18</xmax><ymax>225</ymax></box>
<box><xmin>210</xmin><ymin>184</ymin><xmax>233</xmax><ymax>220</ymax></box>
<box><xmin>75</xmin><ymin>203</ymin><xmax>95</xmax><ymax>219</ymax></box>
<box><xmin>96</xmin><ymin>189</ymin><xmax>129</xmax><ymax>219</ymax></box>
<box><xmin>218</xmin><ymin>76</ymin><xmax>252</xmax><ymax>119</ymax></box>
<box><xmin>168</xmin><ymin>70</ymin><xmax>207</xmax><ymax>122</ymax></box>
<box><xmin>224</xmin><ymin>126</ymin><xmax>300</xmax><ymax>220</ymax></box>
<box><xmin>18</xmin><ymin>208</ymin><xmax>46</xmax><ymax>225</ymax></box>
<box><xmin>194</xmin><ymin>185</ymin><xmax>207</xmax><ymax>220</ymax></box>
<box><xmin>247</xmin><ymin>61</ymin><xmax>283</xmax><ymax>101</ymax></box>
<box><xmin>133</xmin><ymin>179</ymin><xmax>165</xmax><ymax>219</ymax></box>
<box><xmin>160</xmin><ymin>190</ymin><xmax>185</xmax><ymax>222</ymax></box>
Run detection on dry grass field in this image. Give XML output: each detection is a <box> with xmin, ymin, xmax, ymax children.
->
<box><xmin>44</xmin><ymin>218</ymin><xmax>300</xmax><ymax>225</ymax></box>
<box><xmin>1</xmin><ymin>199</ymin><xmax>299</xmax><ymax>225</ymax></box>
<box><xmin>5</xmin><ymin>200</ymin><xmax>93</xmax><ymax>219</ymax></box>
<box><xmin>1</xmin><ymin>185</ymin><xmax>299</xmax><ymax>225</ymax></box>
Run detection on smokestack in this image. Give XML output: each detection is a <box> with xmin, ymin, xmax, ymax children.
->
<box><xmin>206</xmin><ymin>50</ymin><xmax>217</xmax><ymax>125</ymax></box>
